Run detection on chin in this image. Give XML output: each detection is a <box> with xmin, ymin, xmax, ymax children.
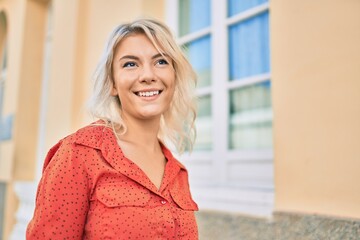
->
<box><xmin>137</xmin><ymin>111</ymin><xmax>163</xmax><ymax>120</ymax></box>
<box><xmin>138</xmin><ymin>106</ymin><xmax>169</xmax><ymax>118</ymax></box>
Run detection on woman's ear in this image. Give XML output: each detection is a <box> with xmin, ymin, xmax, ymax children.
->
<box><xmin>109</xmin><ymin>76</ymin><xmax>118</xmax><ymax>96</ymax></box>
<box><xmin>111</xmin><ymin>87</ymin><xmax>118</xmax><ymax>96</ymax></box>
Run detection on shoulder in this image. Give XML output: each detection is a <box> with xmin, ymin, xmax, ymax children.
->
<box><xmin>72</xmin><ymin>121</ymin><xmax>114</xmax><ymax>147</ymax></box>
<box><xmin>57</xmin><ymin>120</ymin><xmax>114</xmax><ymax>148</ymax></box>
<box><xmin>43</xmin><ymin>120</ymin><xmax>116</xmax><ymax>170</ymax></box>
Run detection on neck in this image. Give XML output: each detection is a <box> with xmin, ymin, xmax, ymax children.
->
<box><xmin>117</xmin><ymin>114</ymin><xmax>162</xmax><ymax>152</ymax></box>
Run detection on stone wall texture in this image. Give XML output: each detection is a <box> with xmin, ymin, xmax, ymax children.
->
<box><xmin>196</xmin><ymin>211</ymin><xmax>360</xmax><ymax>240</ymax></box>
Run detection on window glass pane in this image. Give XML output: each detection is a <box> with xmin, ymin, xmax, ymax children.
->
<box><xmin>229</xmin><ymin>11</ymin><xmax>270</xmax><ymax>80</ymax></box>
<box><xmin>228</xmin><ymin>0</ymin><xmax>268</xmax><ymax>17</ymax></box>
<box><xmin>184</xmin><ymin>36</ymin><xmax>212</xmax><ymax>88</ymax></box>
<box><xmin>229</xmin><ymin>80</ymin><xmax>272</xmax><ymax>150</ymax></box>
<box><xmin>179</xmin><ymin>0</ymin><xmax>211</xmax><ymax>36</ymax></box>
<box><xmin>194</xmin><ymin>95</ymin><xmax>212</xmax><ymax>151</ymax></box>
<box><xmin>0</xmin><ymin>114</ymin><xmax>13</xmax><ymax>140</ymax></box>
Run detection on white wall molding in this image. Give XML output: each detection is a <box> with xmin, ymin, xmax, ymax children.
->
<box><xmin>9</xmin><ymin>181</ymin><xmax>36</xmax><ymax>240</ymax></box>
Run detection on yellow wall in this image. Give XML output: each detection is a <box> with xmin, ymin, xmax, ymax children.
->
<box><xmin>0</xmin><ymin>0</ymin><xmax>26</xmax><ymax>181</ymax></box>
<box><xmin>0</xmin><ymin>0</ymin><xmax>34</xmax><ymax>238</ymax></box>
<box><xmin>272</xmin><ymin>0</ymin><xmax>360</xmax><ymax>219</ymax></box>
<box><xmin>14</xmin><ymin>0</ymin><xmax>48</xmax><ymax>180</ymax></box>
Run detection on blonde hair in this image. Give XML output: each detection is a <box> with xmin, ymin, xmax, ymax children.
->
<box><xmin>87</xmin><ymin>18</ymin><xmax>197</xmax><ymax>154</ymax></box>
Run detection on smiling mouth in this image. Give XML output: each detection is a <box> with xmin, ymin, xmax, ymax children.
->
<box><xmin>134</xmin><ymin>90</ymin><xmax>163</xmax><ymax>97</ymax></box>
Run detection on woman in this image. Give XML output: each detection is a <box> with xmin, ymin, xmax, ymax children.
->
<box><xmin>27</xmin><ymin>18</ymin><xmax>198</xmax><ymax>239</ymax></box>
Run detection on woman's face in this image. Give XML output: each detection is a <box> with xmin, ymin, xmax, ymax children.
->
<box><xmin>111</xmin><ymin>34</ymin><xmax>175</xmax><ymax>121</ymax></box>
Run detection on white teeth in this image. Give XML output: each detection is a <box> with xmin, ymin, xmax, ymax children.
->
<box><xmin>138</xmin><ymin>90</ymin><xmax>160</xmax><ymax>97</ymax></box>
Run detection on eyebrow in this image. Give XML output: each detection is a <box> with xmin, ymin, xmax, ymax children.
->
<box><xmin>119</xmin><ymin>53</ymin><xmax>168</xmax><ymax>61</ymax></box>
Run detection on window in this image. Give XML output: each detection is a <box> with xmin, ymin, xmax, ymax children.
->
<box><xmin>167</xmin><ymin>0</ymin><xmax>273</xmax><ymax>215</ymax></box>
<box><xmin>228</xmin><ymin>3</ymin><xmax>271</xmax><ymax>150</ymax></box>
<box><xmin>178</xmin><ymin>0</ymin><xmax>212</xmax><ymax>151</ymax></box>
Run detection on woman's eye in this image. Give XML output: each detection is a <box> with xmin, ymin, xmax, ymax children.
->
<box><xmin>157</xmin><ymin>59</ymin><xmax>169</xmax><ymax>65</ymax></box>
<box><xmin>123</xmin><ymin>62</ymin><xmax>136</xmax><ymax>68</ymax></box>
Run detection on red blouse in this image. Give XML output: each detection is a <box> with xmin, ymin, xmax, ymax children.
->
<box><xmin>26</xmin><ymin>123</ymin><xmax>198</xmax><ymax>239</ymax></box>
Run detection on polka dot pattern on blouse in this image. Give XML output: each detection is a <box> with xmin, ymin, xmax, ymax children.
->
<box><xmin>26</xmin><ymin>121</ymin><xmax>199</xmax><ymax>239</ymax></box>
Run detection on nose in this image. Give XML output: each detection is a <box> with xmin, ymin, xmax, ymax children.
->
<box><xmin>139</xmin><ymin>64</ymin><xmax>155</xmax><ymax>84</ymax></box>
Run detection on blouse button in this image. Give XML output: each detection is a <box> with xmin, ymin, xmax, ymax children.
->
<box><xmin>160</xmin><ymin>200</ymin><xmax>167</xmax><ymax>205</ymax></box>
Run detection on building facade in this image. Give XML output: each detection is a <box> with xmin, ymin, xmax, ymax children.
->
<box><xmin>0</xmin><ymin>0</ymin><xmax>359</xmax><ymax>239</ymax></box>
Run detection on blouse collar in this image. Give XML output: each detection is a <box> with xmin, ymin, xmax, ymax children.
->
<box><xmin>73</xmin><ymin>121</ymin><xmax>187</xmax><ymax>194</ymax></box>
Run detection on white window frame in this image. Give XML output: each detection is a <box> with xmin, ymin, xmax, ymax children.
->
<box><xmin>166</xmin><ymin>0</ymin><xmax>274</xmax><ymax>216</ymax></box>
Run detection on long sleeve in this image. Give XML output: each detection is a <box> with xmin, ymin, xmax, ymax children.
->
<box><xmin>26</xmin><ymin>139</ymin><xmax>91</xmax><ymax>239</ymax></box>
